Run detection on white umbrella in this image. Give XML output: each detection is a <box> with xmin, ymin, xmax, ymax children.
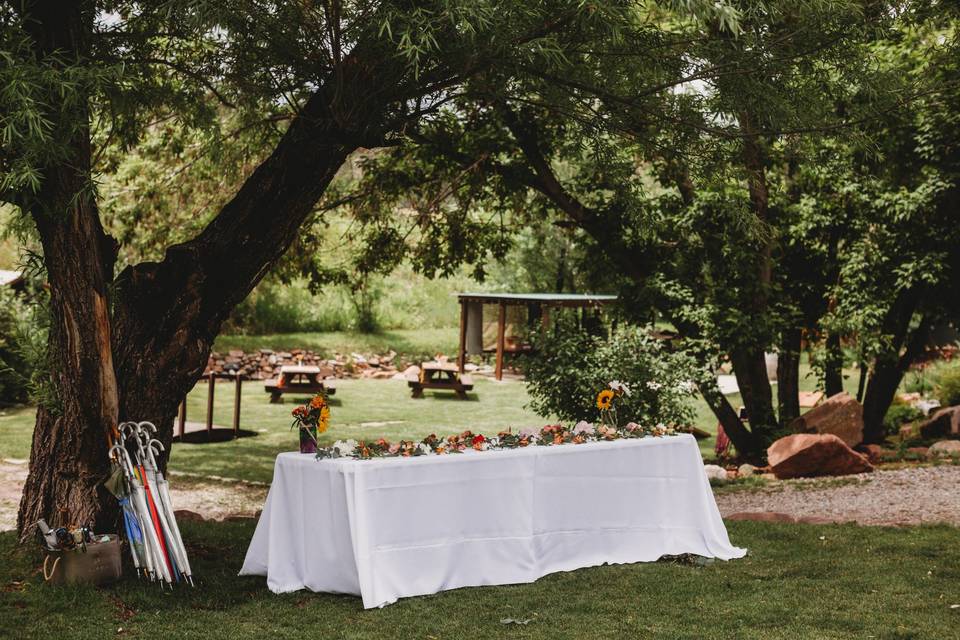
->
<box><xmin>110</xmin><ymin>441</ymin><xmax>160</xmax><ymax>582</ymax></box>
<box><xmin>139</xmin><ymin>425</ymin><xmax>194</xmax><ymax>586</ymax></box>
<box><xmin>120</xmin><ymin>422</ymin><xmax>172</xmax><ymax>585</ymax></box>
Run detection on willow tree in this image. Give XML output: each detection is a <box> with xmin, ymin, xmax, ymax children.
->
<box><xmin>1</xmin><ymin>0</ymin><xmax>645</xmax><ymax>537</ymax></box>
<box><xmin>327</xmin><ymin>1</ymin><xmax>900</xmax><ymax>460</ymax></box>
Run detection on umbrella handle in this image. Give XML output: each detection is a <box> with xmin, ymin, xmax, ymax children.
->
<box><xmin>148</xmin><ymin>439</ymin><xmax>165</xmax><ymax>468</ymax></box>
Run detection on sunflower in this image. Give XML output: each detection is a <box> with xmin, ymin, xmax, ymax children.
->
<box><xmin>596</xmin><ymin>389</ymin><xmax>615</xmax><ymax>410</ymax></box>
<box><xmin>317</xmin><ymin>405</ymin><xmax>331</xmax><ymax>433</ymax></box>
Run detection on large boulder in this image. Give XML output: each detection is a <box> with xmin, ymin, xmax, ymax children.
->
<box><xmin>918</xmin><ymin>406</ymin><xmax>960</xmax><ymax>440</ymax></box>
<box><xmin>928</xmin><ymin>440</ymin><xmax>960</xmax><ymax>458</ymax></box>
<box><xmin>767</xmin><ymin>433</ymin><xmax>873</xmax><ymax>479</ymax></box>
<box><xmin>703</xmin><ymin>464</ymin><xmax>728</xmax><ymax>482</ymax></box>
<box><xmin>789</xmin><ymin>391</ymin><xmax>863</xmax><ymax>447</ymax></box>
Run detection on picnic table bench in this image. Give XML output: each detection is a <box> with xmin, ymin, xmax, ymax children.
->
<box><xmin>407</xmin><ymin>362</ymin><xmax>473</xmax><ymax>399</ymax></box>
<box><xmin>264</xmin><ymin>365</ymin><xmax>336</xmax><ymax>403</ymax></box>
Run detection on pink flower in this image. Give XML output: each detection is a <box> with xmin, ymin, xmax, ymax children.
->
<box><xmin>388</xmin><ymin>443</ymin><xmax>401</xmax><ymax>455</ymax></box>
<box><xmin>572</xmin><ymin>421</ymin><xmax>595</xmax><ymax>435</ymax></box>
<box><xmin>625</xmin><ymin>422</ymin><xmax>640</xmax><ymax>432</ymax></box>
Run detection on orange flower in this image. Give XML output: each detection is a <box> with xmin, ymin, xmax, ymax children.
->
<box><xmin>573</xmin><ymin>434</ymin><xmax>585</xmax><ymax>444</ymax></box>
<box><xmin>596</xmin><ymin>389</ymin><xmax>615</xmax><ymax>410</ymax></box>
<box><xmin>553</xmin><ymin>434</ymin><xmax>564</xmax><ymax>445</ymax></box>
<box><xmin>310</xmin><ymin>395</ymin><xmax>326</xmax><ymax>409</ymax></box>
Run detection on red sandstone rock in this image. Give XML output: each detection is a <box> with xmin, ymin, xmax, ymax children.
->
<box><xmin>767</xmin><ymin>433</ymin><xmax>873</xmax><ymax>479</ymax></box>
<box><xmin>789</xmin><ymin>391</ymin><xmax>864</xmax><ymax>447</ymax></box>
<box><xmin>725</xmin><ymin>512</ymin><xmax>796</xmax><ymax>523</ymax></box>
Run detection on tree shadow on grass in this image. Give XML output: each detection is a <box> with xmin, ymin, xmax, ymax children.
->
<box><xmin>417</xmin><ymin>392</ymin><xmax>481</xmax><ymax>402</ymax></box>
<box><xmin>173</xmin><ymin>428</ymin><xmax>260</xmax><ymax>444</ymax></box>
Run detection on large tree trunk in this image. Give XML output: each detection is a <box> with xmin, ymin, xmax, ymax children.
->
<box><xmin>862</xmin><ymin>313</ymin><xmax>931</xmax><ymax>443</ymax></box>
<box><xmin>696</xmin><ymin>378</ymin><xmax>764</xmax><ymax>462</ymax></box>
<box><xmin>777</xmin><ymin>328</ymin><xmax>802</xmax><ymax>426</ymax></box>
<box><xmin>18</xmin><ymin>23</ymin><xmax>391</xmax><ymax>537</ymax></box>
<box><xmin>110</xmin><ymin>85</ymin><xmax>369</xmax><ymax>453</ymax></box>
<box><xmin>17</xmin><ymin>1</ymin><xmax>121</xmax><ymax>536</ymax></box>
<box><xmin>824</xmin><ymin>332</ymin><xmax>844</xmax><ymax>397</ymax></box>
<box><xmin>730</xmin><ymin>113</ymin><xmax>778</xmax><ymax>442</ymax></box>
<box><xmin>730</xmin><ymin>346</ymin><xmax>778</xmax><ymax>441</ymax></box>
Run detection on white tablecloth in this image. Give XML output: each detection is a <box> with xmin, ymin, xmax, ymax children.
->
<box><xmin>240</xmin><ymin>433</ymin><xmax>745</xmax><ymax>608</ymax></box>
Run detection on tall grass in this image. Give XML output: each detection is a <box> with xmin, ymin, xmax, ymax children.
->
<box><xmin>225</xmin><ymin>266</ymin><xmax>485</xmax><ymax>334</ymax></box>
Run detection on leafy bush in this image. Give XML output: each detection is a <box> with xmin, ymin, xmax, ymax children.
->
<box><xmin>882</xmin><ymin>400</ymin><xmax>923</xmax><ymax>437</ymax></box>
<box><xmin>937</xmin><ymin>363</ymin><xmax>960</xmax><ymax>407</ymax></box>
<box><xmin>522</xmin><ymin>322</ymin><xmax>698</xmax><ymax>427</ymax></box>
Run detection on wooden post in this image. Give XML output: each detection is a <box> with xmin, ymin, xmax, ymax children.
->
<box><xmin>233</xmin><ymin>374</ymin><xmax>242</xmax><ymax>439</ymax></box>
<box><xmin>206</xmin><ymin>371</ymin><xmax>215</xmax><ymax>440</ymax></box>
<box><xmin>457</xmin><ymin>299</ymin><xmax>468</xmax><ymax>374</ymax></box>
<box><xmin>495</xmin><ymin>301</ymin><xmax>506</xmax><ymax>381</ymax></box>
<box><xmin>177</xmin><ymin>400</ymin><xmax>186</xmax><ymax>439</ymax></box>
<box><xmin>541</xmin><ymin>305</ymin><xmax>550</xmax><ymax>331</ymax></box>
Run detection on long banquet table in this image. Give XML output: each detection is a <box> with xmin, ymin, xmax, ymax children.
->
<box><xmin>240</xmin><ymin>433</ymin><xmax>745</xmax><ymax>608</ymax></box>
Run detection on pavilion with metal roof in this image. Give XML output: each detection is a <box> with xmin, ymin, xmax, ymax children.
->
<box><xmin>455</xmin><ymin>292</ymin><xmax>618</xmax><ymax>380</ymax></box>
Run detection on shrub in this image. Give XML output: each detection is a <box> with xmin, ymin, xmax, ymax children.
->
<box><xmin>882</xmin><ymin>400</ymin><xmax>923</xmax><ymax>437</ymax></box>
<box><xmin>937</xmin><ymin>364</ymin><xmax>960</xmax><ymax>407</ymax></box>
<box><xmin>522</xmin><ymin>321</ymin><xmax>698</xmax><ymax>427</ymax></box>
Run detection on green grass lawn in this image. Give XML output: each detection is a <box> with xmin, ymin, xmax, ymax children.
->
<box><xmin>2</xmin><ymin>519</ymin><xmax>956</xmax><ymax>639</ymax></box>
<box><xmin>175</xmin><ymin>378</ymin><xmax>547</xmax><ymax>484</ymax></box>
<box><xmin>0</xmin><ymin>354</ymin><xmax>867</xmax><ymax>481</ymax></box>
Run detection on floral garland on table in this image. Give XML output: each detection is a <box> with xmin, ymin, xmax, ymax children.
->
<box><xmin>313</xmin><ymin>381</ymin><xmax>678</xmax><ymax>461</ymax></box>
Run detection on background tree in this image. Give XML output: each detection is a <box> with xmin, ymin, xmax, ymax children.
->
<box><xmin>334</xmin><ymin>1</ymin><xmax>903</xmax><ymax>460</ymax></box>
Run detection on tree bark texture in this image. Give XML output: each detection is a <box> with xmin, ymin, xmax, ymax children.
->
<box><xmin>17</xmin><ymin>13</ymin><xmax>395</xmax><ymax>537</ymax></box>
<box><xmin>824</xmin><ymin>332</ymin><xmax>844</xmax><ymax>397</ymax></box>
<box><xmin>16</xmin><ymin>1</ymin><xmax>122</xmax><ymax>536</ymax></box>
<box><xmin>862</xmin><ymin>302</ymin><xmax>930</xmax><ymax>443</ymax></box>
<box><xmin>696</xmin><ymin>379</ymin><xmax>764</xmax><ymax>462</ymax></box>
<box><xmin>730</xmin><ymin>346</ymin><xmax>778</xmax><ymax>440</ymax></box>
<box><xmin>777</xmin><ymin>328</ymin><xmax>802</xmax><ymax>426</ymax></box>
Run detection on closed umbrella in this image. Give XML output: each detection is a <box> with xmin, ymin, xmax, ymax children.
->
<box><xmin>145</xmin><ymin>436</ymin><xmax>194</xmax><ymax>585</ymax></box>
<box><xmin>119</xmin><ymin>423</ymin><xmax>172</xmax><ymax>585</ymax></box>
<box><xmin>108</xmin><ymin>443</ymin><xmax>156</xmax><ymax>581</ymax></box>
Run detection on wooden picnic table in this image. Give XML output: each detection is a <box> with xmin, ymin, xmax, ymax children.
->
<box><xmin>407</xmin><ymin>361</ymin><xmax>473</xmax><ymax>399</ymax></box>
<box><xmin>264</xmin><ymin>365</ymin><xmax>336</xmax><ymax>403</ymax></box>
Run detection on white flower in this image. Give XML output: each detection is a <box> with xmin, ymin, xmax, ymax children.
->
<box><xmin>572</xmin><ymin>421</ymin><xmax>595</xmax><ymax>435</ymax></box>
<box><xmin>676</xmin><ymin>380</ymin><xmax>697</xmax><ymax>394</ymax></box>
<box><xmin>518</xmin><ymin>427</ymin><xmax>538</xmax><ymax>439</ymax></box>
<box><xmin>333</xmin><ymin>439</ymin><xmax>358</xmax><ymax>456</ymax></box>
<box><xmin>417</xmin><ymin>442</ymin><xmax>432</xmax><ymax>455</ymax></box>
<box><xmin>646</xmin><ymin>380</ymin><xmax>663</xmax><ymax>391</ymax></box>
<box><xmin>609</xmin><ymin>380</ymin><xmax>632</xmax><ymax>396</ymax></box>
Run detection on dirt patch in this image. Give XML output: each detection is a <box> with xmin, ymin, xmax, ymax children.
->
<box><xmin>0</xmin><ymin>461</ymin><xmax>267</xmax><ymax>532</ymax></box>
<box><xmin>716</xmin><ymin>465</ymin><xmax>960</xmax><ymax>526</ymax></box>
<box><xmin>5</xmin><ymin>458</ymin><xmax>957</xmax><ymax>532</ymax></box>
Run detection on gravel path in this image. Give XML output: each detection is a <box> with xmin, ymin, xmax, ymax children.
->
<box><xmin>3</xmin><ymin>460</ymin><xmax>958</xmax><ymax>531</ymax></box>
<box><xmin>715</xmin><ymin>465</ymin><xmax>960</xmax><ymax>526</ymax></box>
<box><xmin>0</xmin><ymin>461</ymin><xmax>266</xmax><ymax>532</ymax></box>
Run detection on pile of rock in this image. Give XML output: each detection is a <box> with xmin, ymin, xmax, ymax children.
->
<box><xmin>768</xmin><ymin>391</ymin><xmax>873</xmax><ymax>479</ymax></box>
<box><xmin>203</xmin><ymin>349</ymin><xmax>407</xmax><ymax>380</ymax></box>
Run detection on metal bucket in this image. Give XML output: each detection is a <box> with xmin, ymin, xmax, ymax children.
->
<box><xmin>43</xmin><ymin>534</ymin><xmax>122</xmax><ymax>586</ymax></box>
